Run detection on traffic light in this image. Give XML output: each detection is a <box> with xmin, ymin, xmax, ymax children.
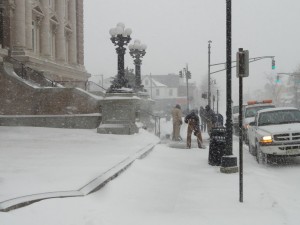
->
<box><xmin>186</xmin><ymin>71</ymin><xmax>191</xmax><ymax>79</ymax></box>
<box><xmin>272</xmin><ymin>59</ymin><xmax>276</xmax><ymax>70</ymax></box>
<box><xmin>275</xmin><ymin>75</ymin><xmax>280</xmax><ymax>84</ymax></box>
<box><xmin>179</xmin><ymin>70</ymin><xmax>183</xmax><ymax>78</ymax></box>
<box><xmin>236</xmin><ymin>48</ymin><xmax>249</xmax><ymax>77</ymax></box>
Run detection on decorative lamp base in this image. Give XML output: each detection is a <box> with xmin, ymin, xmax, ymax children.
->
<box><xmin>97</xmin><ymin>92</ymin><xmax>140</xmax><ymax>135</ymax></box>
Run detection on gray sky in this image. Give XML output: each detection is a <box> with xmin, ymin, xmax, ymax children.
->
<box><xmin>84</xmin><ymin>0</ymin><xmax>300</xmax><ymax>111</ymax></box>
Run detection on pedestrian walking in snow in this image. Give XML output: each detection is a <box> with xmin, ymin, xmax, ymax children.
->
<box><xmin>171</xmin><ymin>104</ymin><xmax>183</xmax><ymax>141</ymax></box>
<box><xmin>184</xmin><ymin>110</ymin><xmax>205</xmax><ymax>149</ymax></box>
<box><xmin>199</xmin><ymin>106</ymin><xmax>207</xmax><ymax>132</ymax></box>
<box><xmin>205</xmin><ymin>105</ymin><xmax>216</xmax><ymax>135</ymax></box>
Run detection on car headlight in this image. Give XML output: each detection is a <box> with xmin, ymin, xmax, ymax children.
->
<box><xmin>259</xmin><ymin>135</ymin><xmax>273</xmax><ymax>144</ymax></box>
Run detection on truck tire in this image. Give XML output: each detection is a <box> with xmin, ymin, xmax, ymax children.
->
<box><xmin>248</xmin><ymin>143</ymin><xmax>256</xmax><ymax>156</ymax></box>
<box><xmin>256</xmin><ymin>142</ymin><xmax>266</xmax><ymax>164</ymax></box>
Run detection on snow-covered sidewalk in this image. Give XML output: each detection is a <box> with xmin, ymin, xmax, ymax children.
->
<box><xmin>1</xmin><ymin>122</ymin><xmax>300</xmax><ymax>225</ymax></box>
<box><xmin>0</xmin><ymin>126</ymin><xmax>160</xmax><ymax>208</ymax></box>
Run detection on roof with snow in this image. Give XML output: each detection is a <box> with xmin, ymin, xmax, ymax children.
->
<box><xmin>142</xmin><ymin>74</ymin><xmax>179</xmax><ymax>88</ymax></box>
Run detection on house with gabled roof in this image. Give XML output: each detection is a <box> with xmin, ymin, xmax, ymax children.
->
<box><xmin>142</xmin><ymin>74</ymin><xmax>197</xmax><ymax>115</ymax></box>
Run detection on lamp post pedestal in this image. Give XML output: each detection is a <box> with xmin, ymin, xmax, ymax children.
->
<box><xmin>97</xmin><ymin>92</ymin><xmax>140</xmax><ymax>135</ymax></box>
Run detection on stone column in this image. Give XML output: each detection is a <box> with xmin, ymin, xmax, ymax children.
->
<box><xmin>25</xmin><ymin>0</ymin><xmax>32</xmax><ymax>50</ymax></box>
<box><xmin>13</xmin><ymin>0</ymin><xmax>26</xmax><ymax>49</ymax></box>
<box><xmin>68</xmin><ymin>0</ymin><xmax>77</xmax><ymax>64</ymax></box>
<box><xmin>76</xmin><ymin>0</ymin><xmax>84</xmax><ymax>65</ymax></box>
<box><xmin>56</xmin><ymin>0</ymin><xmax>66</xmax><ymax>62</ymax></box>
<box><xmin>40</xmin><ymin>0</ymin><xmax>50</xmax><ymax>57</ymax></box>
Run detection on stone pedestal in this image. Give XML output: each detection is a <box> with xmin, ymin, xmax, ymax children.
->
<box><xmin>136</xmin><ymin>91</ymin><xmax>155</xmax><ymax>128</ymax></box>
<box><xmin>97</xmin><ymin>92</ymin><xmax>140</xmax><ymax>135</ymax></box>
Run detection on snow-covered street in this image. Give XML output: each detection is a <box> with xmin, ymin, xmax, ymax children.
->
<box><xmin>1</xmin><ymin>120</ymin><xmax>300</xmax><ymax>225</ymax></box>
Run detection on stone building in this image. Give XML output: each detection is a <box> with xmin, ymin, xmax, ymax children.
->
<box><xmin>0</xmin><ymin>0</ymin><xmax>89</xmax><ymax>83</ymax></box>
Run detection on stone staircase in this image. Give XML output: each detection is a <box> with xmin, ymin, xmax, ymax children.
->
<box><xmin>0</xmin><ymin>58</ymin><xmax>103</xmax><ymax>128</ymax></box>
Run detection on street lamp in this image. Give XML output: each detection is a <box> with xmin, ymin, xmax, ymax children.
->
<box><xmin>129</xmin><ymin>40</ymin><xmax>147</xmax><ymax>92</ymax></box>
<box><xmin>109</xmin><ymin>23</ymin><xmax>132</xmax><ymax>91</ymax></box>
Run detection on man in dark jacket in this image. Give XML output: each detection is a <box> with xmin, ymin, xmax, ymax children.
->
<box><xmin>205</xmin><ymin>105</ymin><xmax>216</xmax><ymax>135</ymax></box>
<box><xmin>199</xmin><ymin>106</ymin><xmax>207</xmax><ymax>132</ymax></box>
<box><xmin>184</xmin><ymin>110</ymin><xmax>205</xmax><ymax>149</ymax></box>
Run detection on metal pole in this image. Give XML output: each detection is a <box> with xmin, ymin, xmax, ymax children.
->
<box><xmin>158</xmin><ymin>117</ymin><xmax>161</xmax><ymax>138</ymax></box>
<box><xmin>239</xmin><ymin>75</ymin><xmax>243</xmax><ymax>203</ymax></box>
<box><xmin>117</xmin><ymin>47</ymin><xmax>126</xmax><ymax>83</ymax></box>
<box><xmin>295</xmin><ymin>79</ymin><xmax>298</xmax><ymax>108</ymax></box>
<box><xmin>150</xmin><ymin>73</ymin><xmax>153</xmax><ymax>99</ymax></box>
<box><xmin>186</xmin><ymin>65</ymin><xmax>189</xmax><ymax>113</ymax></box>
<box><xmin>225</xmin><ymin>0</ymin><xmax>233</xmax><ymax>156</ymax></box>
<box><xmin>208</xmin><ymin>40</ymin><xmax>212</xmax><ymax>107</ymax></box>
<box><xmin>217</xmin><ymin>90</ymin><xmax>219</xmax><ymax>115</ymax></box>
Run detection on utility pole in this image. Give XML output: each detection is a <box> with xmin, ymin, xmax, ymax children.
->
<box><xmin>208</xmin><ymin>40</ymin><xmax>212</xmax><ymax>107</ymax></box>
<box><xmin>179</xmin><ymin>65</ymin><xmax>192</xmax><ymax>113</ymax></box>
<box><xmin>186</xmin><ymin>64</ymin><xmax>190</xmax><ymax>113</ymax></box>
<box><xmin>217</xmin><ymin>89</ymin><xmax>219</xmax><ymax>115</ymax></box>
<box><xmin>150</xmin><ymin>73</ymin><xmax>153</xmax><ymax>99</ymax></box>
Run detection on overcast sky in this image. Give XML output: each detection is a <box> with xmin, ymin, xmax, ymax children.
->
<box><xmin>84</xmin><ymin>0</ymin><xmax>300</xmax><ymax>109</ymax></box>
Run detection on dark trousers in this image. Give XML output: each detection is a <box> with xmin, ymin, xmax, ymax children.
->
<box><xmin>187</xmin><ymin>120</ymin><xmax>203</xmax><ymax>148</ymax></box>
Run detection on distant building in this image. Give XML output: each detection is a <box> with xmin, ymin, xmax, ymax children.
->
<box><xmin>142</xmin><ymin>74</ymin><xmax>197</xmax><ymax>115</ymax></box>
<box><xmin>0</xmin><ymin>0</ymin><xmax>89</xmax><ymax>83</ymax></box>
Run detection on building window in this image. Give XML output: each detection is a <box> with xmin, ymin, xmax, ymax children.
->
<box><xmin>169</xmin><ymin>89</ymin><xmax>173</xmax><ymax>96</ymax></box>
<box><xmin>49</xmin><ymin>29</ymin><xmax>56</xmax><ymax>58</ymax></box>
<box><xmin>65</xmin><ymin>37</ymin><xmax>69</xmax><ymax>62</ymax></box>
<box><xmin>49</xmin><ymin>0</ymin><xmax>55</xmax><ymax>10</ymax></box>
<box><xmin>156</xmin><ymin>89</ymin><xmax>160</xmax><ymax>96</ymax></box>
<box><xmin>65</xmin><ymin>0</ymin><xmax>69</xmax><ymax>21</ymax></box>
<box><xmin>32</xmin><ymin>20</ymin><xmax>39</xmax><ymax>53</ymax></box>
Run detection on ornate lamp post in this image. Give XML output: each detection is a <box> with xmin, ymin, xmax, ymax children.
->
<box><xmin>129</xmin><ymin>40</ymin><xmax>147</xmax><ymax>91</ymax></box>
<box><xmin>109</xmin><ymin>23</ymin><xmax>132</xmax><ymax>91</ymax></box>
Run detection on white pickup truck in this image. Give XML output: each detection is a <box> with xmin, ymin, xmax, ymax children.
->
<box><xmin>247</xmin><ymin>107</ymin><xmax>300</xmax><ymax>164</ymax></box>
<box><xmin>242</xmin><ymin>100</ymin><xmax>275</xmax><ymax>145</ymax></box>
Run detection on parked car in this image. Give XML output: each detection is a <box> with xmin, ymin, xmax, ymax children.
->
<box><xmin>232</xmin><ymin>104</ymin><xmax>246</xmax><ymax>135</ymax></box>
<box><xmin>243</xmin><ymin>100</ymin><xmax>275</xmax><ymax>145</ymax></box>
<box><xmin>247</xmin><ymin>107</ymin><xmax>300</xmax><ymax>164</ymax></box>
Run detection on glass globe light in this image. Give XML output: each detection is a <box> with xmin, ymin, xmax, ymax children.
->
<box><xmin>116</xmin><ymin>22</ymin><xmax>125</xmax><ymax>29</ymax></box>
<box><xmin>141</xmin><ymin>44</ymin><xmax>147</xmax><ymax>50</ymax></box>
<box><xmin>134</xmin><ymin>40</ymin><xmax>141</xmax><ymax>45</ymax></box>
<box><xmin>124</xmin><ymin>28</ymin><xmax>132</xmax><ymax>36</ymax></box>
<box><xmin>109</xmin><ymin>28</ymin><xmax>117</xmax><ymax>36</ymax></box>
<box><xmin>115</xmin><ymin>26</ymin><xmax>123</xmax><ymax>35</ymax></box>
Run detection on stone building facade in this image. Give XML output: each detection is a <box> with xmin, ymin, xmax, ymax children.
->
<box><xmin>0</xmin><ymin>0</ymin><xmax>89</xmax><ymax>83</ymax></box>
